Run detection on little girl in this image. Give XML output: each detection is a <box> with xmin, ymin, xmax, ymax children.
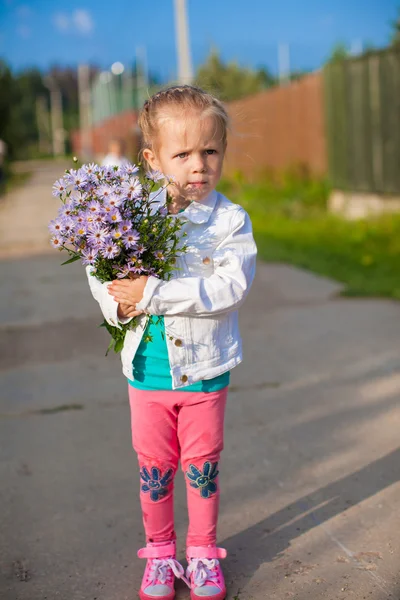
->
<box><xmin>87</xmin><ymin>85</ymin><xmax>257</xmax><ymax>600</ymax></box>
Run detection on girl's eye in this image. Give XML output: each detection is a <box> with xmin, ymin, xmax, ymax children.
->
<box><xmin>205</xmin><ymin>149</ymin><xmax>216</xmax><ymax>155</ymax></box>
<box><xmin>176</xmin><ymin>152</ymin><xmax>187</xmax><ymax>159</ymax></box>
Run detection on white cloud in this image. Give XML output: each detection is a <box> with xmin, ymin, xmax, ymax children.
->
<box><xmin>17</xmin><ymin>24</ymin><xmax>31</xmax><ymax>38</ymax></box>
<box><xmin>54</xmin><ymin>12</ymin><xmax>70</xmax><ymax>32</ymax></box>
<box><xmin>53</xmin><ymin>9</ymin><xmax>94</xmax><ymax>35</ymax></box>
<box><xmin>73</xmin><ymin>9</ymin><xmax>94</xmax><ymax>34</ymax></box>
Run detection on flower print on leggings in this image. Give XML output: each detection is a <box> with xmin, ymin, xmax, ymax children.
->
<box><xmin>186</xmin><ymin>461</ymin><xmax>218</xmax><ymax>498</ymax></box>
<box><xmin>140</xmin><ymin>466</ymin><xmax>174</xmax><ymax>501</ymax></box>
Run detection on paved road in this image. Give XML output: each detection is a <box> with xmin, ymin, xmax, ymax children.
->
<box><xmin>1</xmin><ymin>161</ymin><xmax>399</xmax><ymax>600</ymax></box>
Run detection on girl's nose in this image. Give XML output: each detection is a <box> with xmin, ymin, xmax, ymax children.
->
<box><xmin>192</xmin><ymin>155</ymin><xmax>206</xmax><ymax>172</ymax></box>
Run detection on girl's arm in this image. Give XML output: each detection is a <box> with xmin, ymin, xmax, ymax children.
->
<box><xmin>85</xmin><ymin>266</ymin><xmax>128</xmax><ymax>328</ymax></box>
<box><xmin>136</xmin><ymin>207</ymin><xmax>257</xmax><ymax>317</ymax></box>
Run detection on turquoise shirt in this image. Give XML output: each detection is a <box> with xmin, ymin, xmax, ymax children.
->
<box><xmin>128</xmin><ymin>316</ymin><xmax>230</xmax><ymax>392</ymax></box>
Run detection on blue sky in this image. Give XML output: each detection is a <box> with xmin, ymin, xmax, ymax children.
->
<box><xmin>0</xmin><ymin>0</ymin><xmax>398</xmax><ymax>79</ymax></box>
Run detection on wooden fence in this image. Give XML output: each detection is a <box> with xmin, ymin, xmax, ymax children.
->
<box><xmin>324</xmin><ymin>46</ymin><xmax>400</xmax><ymax>195</ymax></box>
<box><xmin>224</xmin><ymin>72</ymin><xmax>327</xmax><ymax>179</ymax></box>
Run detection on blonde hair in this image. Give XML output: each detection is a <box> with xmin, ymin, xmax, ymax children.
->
<box><xmin>138</xmin><ymin>85</ymin><xmax>230</xmax><ymax>158</ymax></box>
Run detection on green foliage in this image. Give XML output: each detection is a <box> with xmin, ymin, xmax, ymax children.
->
<box><xmin>0</xmin><ymin>61</ymin><xmax>14</xmax><ymax>157</ymax></box>
<box><xmin>218</xmin><ymin>171</ymin><xmax>400</xmax><ymax>299</ymax></box>
<box><xmin>195</xmin><ymin>49</ymin><xmax>275</xmax><ymax>102</ymax></box>
<box><xmin>326</xmin><ymin>42</ymin><xmax>351</xmax><ymax>64</ymax></box>
<box><xmin>0</xmin><ymin>60</ymin><xmax>98</xmax><ymax>160</ymax></box>
<box><xmin>390</xmin><ymin>8</ymin><xmax>400</xmax><ymax>46</ymax></box>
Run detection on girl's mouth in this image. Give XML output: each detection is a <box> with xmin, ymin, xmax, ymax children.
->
<box><xmin>187</xmin><ymin>182</ymin><xmax>207</xmax><ymax>188</ymax></box>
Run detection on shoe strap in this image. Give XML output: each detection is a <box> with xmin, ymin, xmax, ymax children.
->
<box><xmin>186</xmin><ymin>546</ymin><xmax>227</xmax><ymax>559</ymax></box>
<box><xmin>137</xmin><ymin>541</ymin><xmax>176</xmax><ymax>559</ymax></box>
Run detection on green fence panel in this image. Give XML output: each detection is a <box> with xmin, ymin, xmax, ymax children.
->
<box><xmin>324</xmin><ymin>46</ymin><xmax>400</xmax><ymax>195</ymax></box>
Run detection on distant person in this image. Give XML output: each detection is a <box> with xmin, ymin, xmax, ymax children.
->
<box><xmin>101</xmin><ymin>139</ymin><xmax>129</xmax><ymax>168</ymax></box>
<box><xmin>86</xmin><ymin>85</ymin><xmax>257</xmax><ymax>600</ymax></box>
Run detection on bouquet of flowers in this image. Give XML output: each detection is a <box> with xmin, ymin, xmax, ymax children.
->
<box><xmin>49</xmin><ymin>161</ymin><xmax>186</xmax><ymax>353</ymax></box>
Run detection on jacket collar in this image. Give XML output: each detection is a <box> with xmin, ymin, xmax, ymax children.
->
<box><xmin>183</xmin><ymin>189</ymin><xmax>218</xmax><ymax>224</ymax></box>
<box><xmin>154</xmin><ymin>188</ymin><xmax>218</xmax><ymax>224</ymax></box>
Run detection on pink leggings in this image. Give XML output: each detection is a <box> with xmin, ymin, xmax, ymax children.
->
<box><xmin>128</xmin><ymin>386</ymin><xmax>227</xmax><ymax>547</ymax></box>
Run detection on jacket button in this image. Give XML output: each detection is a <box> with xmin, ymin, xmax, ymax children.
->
<box><xmin>202</xmin><ymin>256</ymin><xmax>211</xmax><ymax>265</ymax></box>
<box><xmin>175</xmin><ymin>339</ymin><xmax>183</xmax><ymax>347</ymax></box>
<box><xmin>181</xmin><ymin>375</ymin><xmax>188</xmax><ymax>383</ymax></box>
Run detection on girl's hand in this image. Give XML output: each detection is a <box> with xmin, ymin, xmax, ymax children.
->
<box><xmin>108</xmin><ymin>275</ymin><xmax>149</xmax><ymax>306</ymax></box>
<box><xmin>117</xmin><ymin>302</ymin><xmax>144</xmax><ymax>319</ymax></box>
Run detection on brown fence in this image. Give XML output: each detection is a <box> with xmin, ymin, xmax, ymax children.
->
<box><xmin>224</xmin><ymin>72</ymin><xmax>327</xmax><ymax>179</ymax></box>
<box><xmin>71</xmin><ymin>109</ymin><xmax>139</xmax><ymax>160</ymax></box>
<box><xmin>72</xmin><ymin>73</ymin><xmax>327</xmax><ymax>177</ymax></box>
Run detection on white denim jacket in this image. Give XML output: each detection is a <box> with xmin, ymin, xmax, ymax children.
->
<box><xmin>86</xmin><ymin>188</ymin><xmax>257</xmax><ymax>389</ymax></box>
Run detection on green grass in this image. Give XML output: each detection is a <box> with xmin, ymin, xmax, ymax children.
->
<box><xmin>2</xmin><ymin>168</ymin><xmax>32</xmax><ymax>195</ymax></box>
<box><xmin>218</xmin><ymin>170</ymin><xmax>400</xmax><ymax>300</ymax></box>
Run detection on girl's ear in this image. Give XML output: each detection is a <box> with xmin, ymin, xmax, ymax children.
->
<box><xmin>142</xmin><ymin>148</ymin><xmax>160</xmax><ymax>171</ymax></box>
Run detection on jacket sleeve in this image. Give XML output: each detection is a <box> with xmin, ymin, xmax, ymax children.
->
<box><xmin>85</xmin><ymin>266</ymin><xmax>127</xmax><ymax>329</ymax></box>
<box><xmin>136</xmin><ymin>207</ymin><xmax>257</xmax><ymax>317</ymax></box>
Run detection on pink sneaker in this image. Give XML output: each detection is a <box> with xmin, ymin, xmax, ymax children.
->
<box><xmin>186</xmin><ymin>546</ymin><xmax>227</xmax><ymax>600</ymax></box>
<box><xmin>137</xmin><ymin>541</ymin><xmax>189</xmax><ymax>600</ymax></box>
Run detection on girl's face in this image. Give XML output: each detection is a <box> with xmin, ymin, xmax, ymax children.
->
<box><xmin>143</xmin><ymin>109</ymin><xmax>226</xmax><ymax>202</ymax></box>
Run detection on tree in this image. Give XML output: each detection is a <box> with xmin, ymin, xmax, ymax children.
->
<box><xmin>194</xmin><ymin>49</ymin><xmax>275</xmax><ymax>102</ymax></box>
<box><xmin>390</xmin><ymin>8</ymin><xmax>400</xmax><ymax>45</ymax></box>
<box><xmin>0</xmin><ymin>61</ymin><xmax>14</xmax><ymax>159</ymax></box>
<box><xmin>326</xmin><ymin>43</ymin><xmax>351</xmax><ymax>64</ymax></box>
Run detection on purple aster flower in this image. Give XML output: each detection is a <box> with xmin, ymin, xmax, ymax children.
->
<box><xmin>63</xmin><ymin>169</ymin><xmax>75</xmax><ymax>185</ymax></box>
<box><xmin>147</xmin><ymin>170</ymin><xmax>164</xmax><ymax>182</ymax></box>
<box><xmin>62</xmin><ymin>217</ymin><xmax>75</xmax><ymax>234</ymax></box>
<box><xmin>101</xmin><ymin>239</ymin><xmax>120</xmax><ymax>259</ymax></box>
<box><xmin>84</xmin><ymin>213</ymin><xmax>96</xmax><ymax>228</ymax></box>
<box><xmin>66</xmin><ymin>233</ymin><xmax>78</xmax><ymax>246</ymax></box>
<box><xmin>116</xmin><ymin>265</ymin><xmax>131</xmax><ymax>278</ymax></box>
<box><xmin>68</xmin><ymin>170</ymin><xmax>88</xmax><ymax>189</ymax></box>
<box><xmin>165</xmin><ymin>174</ymin><xmax>177</xmax><ymax>184</ymax></box>
<box><xmin>81</xmin><ymin>247</ymin><xmax>99</xmax><ymax>265</ymax></box>
<box><xmin>136</xmin><ymin>243</ymin><xmax>146</xmax><ymax>255</ymax></box>
<box><xmin>154</xmin><ymin>250</ymin><xmax>166</xmax><ymax>261</ymax></box>
<box><xmin>97</xmin><ymin>184</ymin><xmax>114</xmax><ymax>200</ymax></box>
<box><xmin>128</xmin><ymin>257</ymin><xmax>143</xmax><ymax>270</ymax></box>
<box><xmin>105</xmin><ymin>208</ymin><xmax>122</xmax><ymax>225</ymax></box>
<box><xmin>121</xmin><ymin>178</ymin><xmax>143</xmax><ymax>199</ymax></box>
<box><xmin>87</xmin><ymin>200</ymin><xmax>102</xmax><ymax>213</ymax></box>
<box><xmin>100</xmin><ymin>165</ymin><xmax>116</xmax><ymax>180</ymax></box>
<box><xmin>89</xmin><ymin>237</ymin><xmax>104</xmax><ymax>250</ymax></box>
<box><xmin>48</xmin><ymin>218</ymin><xmax>64</xmax><ymax>235</ymax></box>
<box><xmin>92</xmin><ymin>212</ymin><xmax>107</xmax><ymax>226</ymax></box>
<box><xmin>129</xmin><ymin>264</ymin><xmax>143</xmax><ymax>274</ymax></box>
<box><xmin>70</xmin><ymin>190</ymin><xmax>88</xmax><ymax>206</ymax></box>
<box><xmin>121</xmin><ymin>163</ymin><xmax>139</xmax><ymax>176</ymax></box>
<box><xmin>75</xmin><ymin>223</ymin><xmax>87</xmax><ymax>237</ymax></box>
<box><xmin>112</xmin><ymin>229</ymin><xmax>123</xmax><ymax>240</ymax></box>
<box><xmin>158</xmin><ymin>206</ymin><xmax>168</xmax><ymax>217</ymax></box>
<box><xmin>122</xmin><ymin>229</ymin><xmax>140</xmax><ymax>249</ymax></box>
<box><xmin>119</xmin><ymin>219</ymin><xmax>132</xmax><ymax>234</ymax></box>
<box><xmin>88</xmin><ymin>224</ymin><xmax>110</xmax><ymax>245</ymax></box>
<box><xmin>82</xmin><ymin>163</ymin><xmax>99</xmax><ymax>179</ymax></box>
<box><xmin>101</xmin><ymin>203</ymin><xmax>113</xmax><ymax>216</ymax></box>
<box><xmin>58</xmin><ymin>203</ymin><xmax>74</xmax><ymax>218</ymax></box>
<box><xmin>104</xmin><ymin>193</ymin><xmax>122</xmax><ymax>208</ymax></box>
<box><xmin>52</xmin><ymin>178</ymin><xmax>68</xmax><ymax>197</ymax></box>
<box><xmin>50</xmin><ymin>235</ymin><xmax>63</xmax><ymax>249</ymax></box>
